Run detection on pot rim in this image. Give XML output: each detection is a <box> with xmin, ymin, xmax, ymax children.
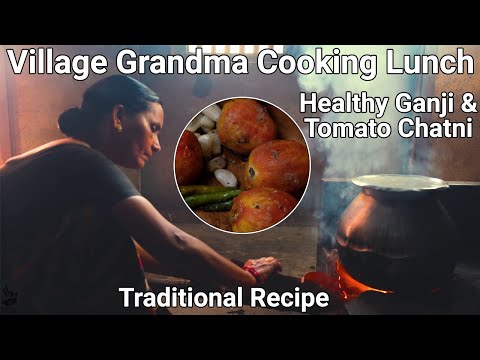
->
<box><xmin>352</xmin><ymin>174</ymin><xmax>449</xmax><ymax>192</ymax></box>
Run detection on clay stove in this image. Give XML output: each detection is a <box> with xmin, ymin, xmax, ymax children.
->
<box><xmin>316</xmin><ymin>178</ymin><xmax>480</xmax><ymax>315</ymax></box>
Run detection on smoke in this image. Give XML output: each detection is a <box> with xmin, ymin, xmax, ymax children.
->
<box><xmin>296</xmin><ymin>45</ymin><xmax>424</xmax><ymax>178</ymax></box>
<box><xmin>294</xmin><ymin>45</ymin><xmax>426</xmax><ymax>250</ymax></box>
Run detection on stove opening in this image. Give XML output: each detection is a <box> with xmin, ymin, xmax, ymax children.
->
<box><xmin>302</xmin><ymin>250</ymin><xmax>393</xmax><ymax>303</ymax></box>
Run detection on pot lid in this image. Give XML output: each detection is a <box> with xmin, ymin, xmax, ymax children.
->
<box><xmin>352</xmin><ymin>174</ymin><xmax>449</xmax><ymax>192</ymax></box>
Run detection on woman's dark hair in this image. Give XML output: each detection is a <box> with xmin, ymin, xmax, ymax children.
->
<box><xmin>58</xmin><ymin>75</ymin><xmax>161</xmax><ymax>138</ymax></box>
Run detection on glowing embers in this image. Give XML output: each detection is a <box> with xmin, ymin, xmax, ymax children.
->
<box><xmin>301</xmin><ymin>257</ymin><xmax>392</xmax><ymax>303</ymax></box>
<box><xmin>335</xmin><ymin>260</ymin><xmax>392</xmax><ymax>300</ymax></box>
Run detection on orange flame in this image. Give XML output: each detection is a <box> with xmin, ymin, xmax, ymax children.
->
<box><xmin>301</xmin><ymin>260</ymin><xmax>393</xmax><ymax>302</ymax></box>
<box><xmin>335</xmin><ymin>260</ymin><xmax>392</xmax><ymax>300</ymax></box>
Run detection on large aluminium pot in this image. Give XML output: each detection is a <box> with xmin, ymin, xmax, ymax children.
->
<box><xmin>336</xmin><ymin>174</ymin><xmax>458</xmax><ymax>292</ymax></box>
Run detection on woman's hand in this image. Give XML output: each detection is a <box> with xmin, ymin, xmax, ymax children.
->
<box><xmin>243</xmin><ymin>257</ymin><xmax>282</xmax><ymax>285</ymax></box>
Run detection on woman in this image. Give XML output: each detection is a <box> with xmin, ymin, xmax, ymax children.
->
<box><xmin>0</xmin><ymin>75</ymin><xmax>281</xmax><ymax>314</ymax></box>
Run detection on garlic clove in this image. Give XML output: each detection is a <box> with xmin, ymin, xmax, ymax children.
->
<box><xmin>197</xmin><ymin>134</ymin><xmax>214</xmax><ymax>158</ymax></box>
<box><xmin>208</xmin><ymin>156</ymin><xmax>227</xmax><ymax>172</ymax></box>
<box><xmin>214</xmin><ymin>169</ymin><xmax>238</xmax><ymax>188</ymax></box>
<box><xmin>210</xmin><ymin>132</ymin><xmax>222</xmax><ymax>156</ymax></box>
<box><xmin>186</xmin><ymin>114</ymin><xmax>203</xmax><ymax>132</ymax></box>
<box><xmin>200</xmin><ymin>115</ymin><xmax>215</xmax><ymax>132</ymax></box>
<box><xmin>202</xmin><ymin>104</ymin><xmax>222</xmax><ymax>122</ymax></box>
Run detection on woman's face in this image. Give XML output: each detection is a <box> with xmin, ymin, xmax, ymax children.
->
<box><xmin>116</xmin><ymin>102</ymin><xmax>164</xmax><ymax>169</ymax></box>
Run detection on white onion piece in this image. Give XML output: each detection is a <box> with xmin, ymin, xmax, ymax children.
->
<box><xmin>194</xmin><ymin>132</ymin><xmax>201</xmax><ymax>138</ymax></box>
<box><xmin>214</xmin><ymin>169</ymin><xmax>238</xmax><ymax>188</ymax></box>
<box><xmin>200</xmin><ymin>116</ymin><xmax>215</xmax><ymax>132</ymax></box>
<box><xmin>202</xmin><ymin>104</ymin><xmax>222</xmax><ymax>122</ymax></box>
<box><xmin>197</xmin><ymin>134</ymin><xmax>213</xmax><ymax>158</ymax></box>
<box><xmin>186</xmin><ymin>114</ymin><xmax>203</xmax><ymax>132</ymax></box>
<box><xmin>208</xmin><ymin>156</ymin><xmax>227</xmax><ymax>172</ymax></box>
<box><xmin>210</xmin><ymin>132</ymin><xmax>222</xmax><ymax>156</ymax></box>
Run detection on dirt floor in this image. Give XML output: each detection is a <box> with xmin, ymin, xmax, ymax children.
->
<box><xmin>174</xmin><ymin>221</ymin><xmax>317</xmax><ymax>279</ymax></box>
<box><xmin>145</xmin><ymin>212</ymin><xmax>331</xmax><ymax>315</ymax></box>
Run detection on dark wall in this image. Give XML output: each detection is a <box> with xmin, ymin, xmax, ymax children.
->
<box><xmin>418</xmin><ymin>45</ymin><xmax>480</xmax><ymax>181</ymax></box>
<box><xmin>0</xmin><ymin>45</ymin><xmax>142</xmax><ymax>188</ymax></box>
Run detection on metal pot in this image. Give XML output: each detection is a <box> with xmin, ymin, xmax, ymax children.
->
<box><xmin>336</xmin><ymin>174</ymin><xmax>458</xmax><ymax>292</ymax></box>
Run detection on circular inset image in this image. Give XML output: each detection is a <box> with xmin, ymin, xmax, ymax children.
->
<box><xmin>174</xmin><ymin>97</ymin><xmax>311</xmax><ymax>234</ymax></box>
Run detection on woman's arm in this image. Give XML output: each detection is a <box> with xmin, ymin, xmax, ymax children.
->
<box><xmin>112</xmin><ymin>195</ymin><xmax>268</xmax><ymax>287</ymax></box>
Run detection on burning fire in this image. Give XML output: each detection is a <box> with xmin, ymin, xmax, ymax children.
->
<box><xmin>335</xmin><ymin>260</ymin><xmax>392</xmax><ymax>300</ymax></box>
<box><xmin>301</xmin><ymin>259</ymin><xmax>392</xmax><ymax>302</ymax></box>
